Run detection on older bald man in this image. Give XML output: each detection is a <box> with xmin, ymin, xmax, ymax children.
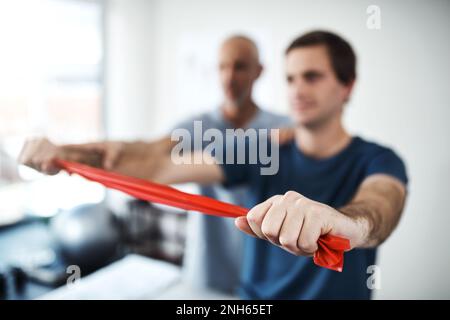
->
<box><xmin>172</xmin><ymin>36</ymin><xmax>291</xmax><ymax>294</ymax></box>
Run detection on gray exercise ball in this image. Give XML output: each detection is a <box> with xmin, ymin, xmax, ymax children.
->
<box><xmin>50</xmin><ymin>203</ymin><xmax>121</xmax><ymax>271</ymax></box>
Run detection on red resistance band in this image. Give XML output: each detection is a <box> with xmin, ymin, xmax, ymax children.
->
<box><xmin>56</xmin><ymin>159</ymin><xmax>350</xmax><ymax>272</ymax></box>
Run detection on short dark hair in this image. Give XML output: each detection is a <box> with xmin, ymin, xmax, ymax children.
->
<box><xmin>286</xmin><ymin>30</ymin><xmax>356</xmax><ymax>85</ymax></box>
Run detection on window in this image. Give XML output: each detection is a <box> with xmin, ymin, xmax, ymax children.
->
<box><xmin>0</xmin><ymin>0</ymin><xmax>105</xmax><ymax>221</ymax></box>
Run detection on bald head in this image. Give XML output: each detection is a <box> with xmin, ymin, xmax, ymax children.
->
<box><xmin>220</xmin><ymin>35</ymin><xmax>260</xmax><ymax>65</ymax></box>
<box><xmin>218</xmin><ymin>35</ymin><xmax>263</xmax><ymax>106</ymax></box>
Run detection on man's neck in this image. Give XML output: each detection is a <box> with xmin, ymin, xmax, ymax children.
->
<box><xmin>295</xmin><ymin>116</ymin><xmax>351</xmax><ymax>159</ymax></box>
<box><xmin>221</xmin><ymin>99</ymin><xmax>258</xmax><ymax>128</ymax></box>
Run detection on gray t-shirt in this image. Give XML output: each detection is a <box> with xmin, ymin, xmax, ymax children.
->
<box><xmin>172</xmin><ymin>107</ymin><xmax>292</xmax><ymax>294</ymax></box>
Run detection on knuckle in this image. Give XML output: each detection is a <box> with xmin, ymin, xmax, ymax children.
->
<box><xmin>298</xmin><ymin>238</ymin><xmax>316</xmax><ymax>253</ymax></box>
<box><xmin>246</xmin><ymin>210</ymin><xmax>259</xmax><ymax>225</ymax></box>
<box><xmin>271</xmin><ymin>195</ymin><xmax>284</xmax><ymax>206</ymax></box>
<box><xmin>284</xmin><ymin>190</ymin><xmax>299</xmax><ymax>199</ymax></box>
<box><xmin>261</xmin><ymin>225</ymin><xmax>277</xmax><ymax>241</ymax></box>
<box><xmin>279</xmin><ymin>236</ymin><xmax>297</xmax><ymax>251</ymax></box>
<box><xmin>302</xmin><ymin>200</ymin><xmax>316</xmax><ymax>213</ymax></box>
<box><xmin>294</xmin><ymin>197</ymin><xmax>306</xmax><ymax>208</ymax></box>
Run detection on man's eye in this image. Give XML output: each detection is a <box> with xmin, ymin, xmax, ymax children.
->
<box><xmin>305</xmin><ymin>73</ymin><xmax>322</xmax><ymax>82</ymax></box>
<box><xmin>235</xmin><ymin>63</ymin><xmax>248</xmax><ymax>71</ymax></box>
<box><xmin>286</xmin><ymin>76</ymin><xmax>293</xmax><ymax>83</ymax></box>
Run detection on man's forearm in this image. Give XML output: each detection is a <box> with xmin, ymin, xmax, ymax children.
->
<box><xmin>338</xmin><ymin>175</ymin><xmax>406</xmax><ymax>248</ymax></box>
<box><xmin>118</xmin><ymin>138</ymin><xmax>175</xmax><ymax>160</ymax></box>
<box><xmin>60</xmin><ymin>137</ymin><xmax>173</xmax><ymax>178</ymax></box>
<box><xmin>107</xmin><ymin>137</ymin><xmax>174</xmax><ymax>180</ymax></box>
<box><xmin>59</xmin><ymin>137</ymin><xmax>222</xmax><ymax>185</ymax></box>
<box><xmin>59</xmin><ymin>145</ymin><xmax>103</xmax><ymax>168</ymax></box>
<box><xmin>339</xmin><ymin>201</ymin><xmax>396</xmax><ymax>248</ymax></box>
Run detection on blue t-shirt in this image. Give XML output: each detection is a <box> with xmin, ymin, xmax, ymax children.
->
<box><xmin>220</xmin><ymin>136</ymin><xmax>408</xmax><ymax>299</ymax></box>
<box><xmin>173</xmin><ymin>108</ymin><xmax>292</xmax><ymax>294</ymax></box>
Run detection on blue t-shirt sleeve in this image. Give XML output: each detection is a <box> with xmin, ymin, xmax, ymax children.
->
<box><xmin>365</xmin><ymin>148</ymin><xmax>408</xmax><ymax>185</ymax></box>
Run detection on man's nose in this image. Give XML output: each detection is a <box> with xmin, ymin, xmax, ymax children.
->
<box><xmin>291</xmin><ymin>81</ymin><xmax>310</xmax><ymax>100</ymax></box>
<box><xmin>223</xmin><ymin>67</ymin><xmax>237</xmax><ymax>80</ymax></box>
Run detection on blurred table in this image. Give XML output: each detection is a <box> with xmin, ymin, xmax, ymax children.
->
<box><xmin>39</xmin><ymin>254</ymin><xmax>237</xmax><ymax>300</ymax></box>
<box><xmin>1</xmin><ymin>218</ymin><xmax>237</xmax><ymax>300</ymax></box>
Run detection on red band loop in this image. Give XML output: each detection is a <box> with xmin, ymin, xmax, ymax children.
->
<box><xmin>55</xmin><ymin>159</ymin><xmax>350</xmax><ymax>272</ymax></box>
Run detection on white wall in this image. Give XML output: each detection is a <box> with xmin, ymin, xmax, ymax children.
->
<box><xmin>104</xmin><ymin>0</ymin><xmax>160</xmax><ymax>140</ymax></box>
<box><xmin>104</xmin><ymin>0</ymin><xmax>450</xmax><ymax>299</ymax></box>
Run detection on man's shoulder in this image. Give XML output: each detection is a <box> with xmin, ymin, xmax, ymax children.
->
<box><xmin>352</xmin><ymin>136</ymin><xmax>406</xmax><ymax>169</ymax></box>
<box><xmin>173</xmin><ymin>107</ymin><xmax>293</xmax><ymax>132</ymax></box>
<box><xmin>172</xmin><ymin>110</ymin><xmax>220</xmax><ymax>131</ymax></box>
<box><xmin>354</xmin><ymin>136</ymin><xmax>397</xmax><ymax>156</ymax></box>
<box><xmin>253</xmin><ymin>108</ymin><xmax>293</xmax><ymax>129</ymax></box>
<box><xmin>354</xmin><ymin>136</ymin><xmax>408</xmax><ymax>184</ymax></box>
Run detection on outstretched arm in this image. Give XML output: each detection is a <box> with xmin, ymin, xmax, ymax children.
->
<box><xmin>235</xmin><ymin>174</ymin><xmax>407</xmax><ymax>255</ymax></box>
<box><xmin>18</xmin><ymin>137</ymin><xmax>224</xmax><ymax>185</ymax></box>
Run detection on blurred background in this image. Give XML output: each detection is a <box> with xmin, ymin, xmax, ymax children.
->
<box><xmin>0</xmin><ymin>0</ymin><xmax>449</xmax><ymax>299</ymax></box>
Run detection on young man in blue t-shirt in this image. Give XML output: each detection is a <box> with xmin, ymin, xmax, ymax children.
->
<box><xmin>20</xmin><ymin>31</ymin><xmax>408</xmax><ymax>299</ymax></box>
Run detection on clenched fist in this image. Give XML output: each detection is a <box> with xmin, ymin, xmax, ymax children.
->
<box><xmin>235</xmin><ymin>191</ymin><xmax>366</xmax><ymax>256</ymax></box>
<box><xmin>18</xmin><ymin>138</ymin><xmax>65</xmax><ymax>175</ymax></box>
<box><xmin>18</xmin><ymin>138</ymin><xmax>104</xmax><ymax>175</ymax></box>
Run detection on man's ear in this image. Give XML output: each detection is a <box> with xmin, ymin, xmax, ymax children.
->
<box><xmin>255</xmin><ymin>63</ymin><xmax>264</xmax><ymax>80</ymax></box>
<box><xmin>343</xmin><ymin>79</ymin><xmax>355</xmax><ymax>103</ymax></box>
